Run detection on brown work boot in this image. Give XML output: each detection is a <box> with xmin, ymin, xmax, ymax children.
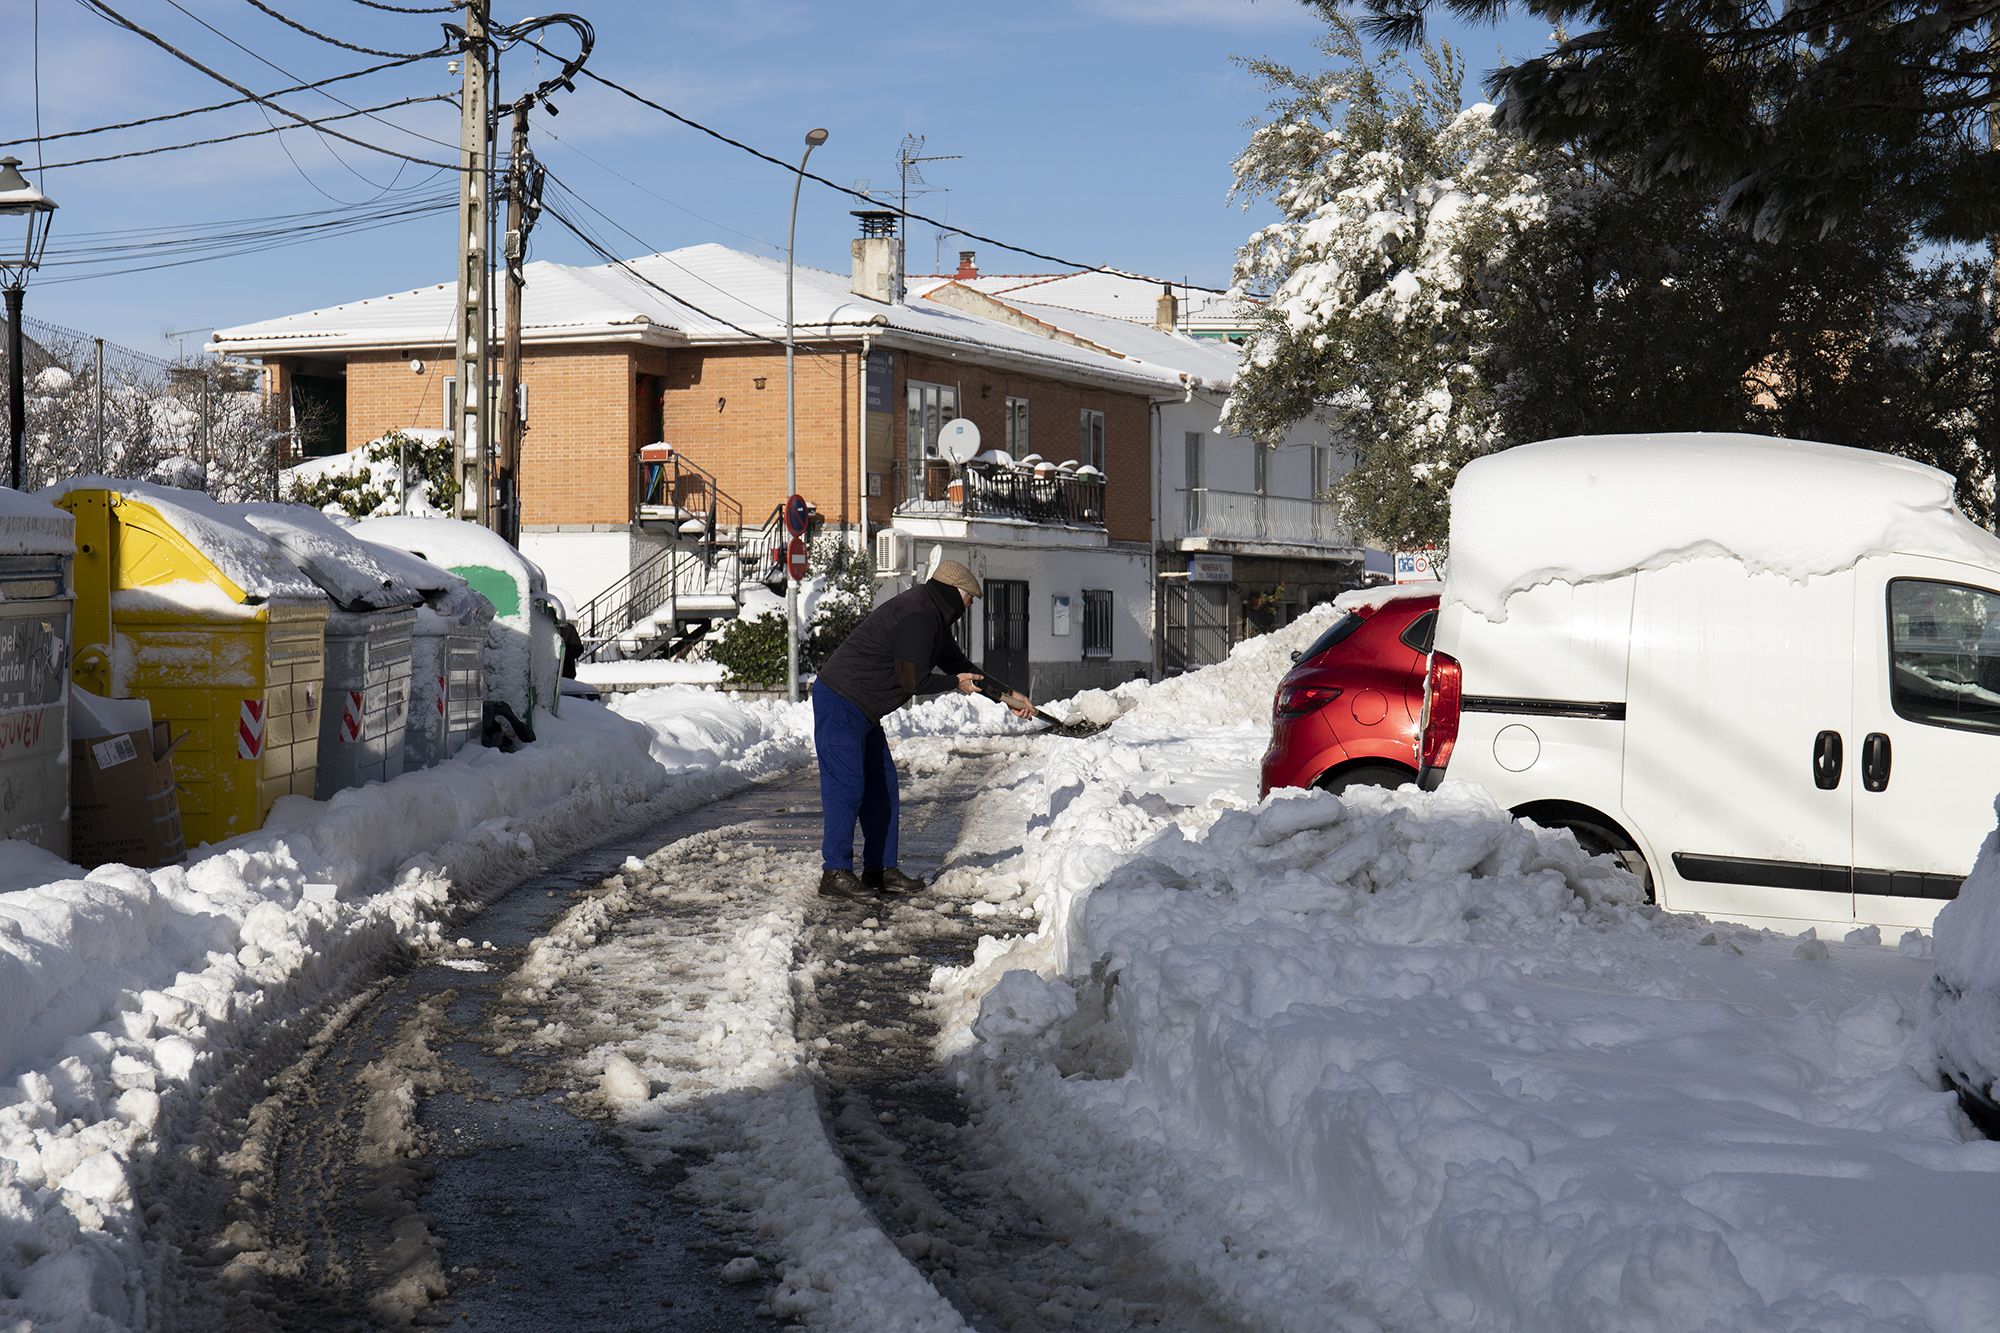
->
<box><xmin>818</xmin><ymin>868</ymin><xmax>868</xmax><ymax>900</ymax></box>
<box><xmin>862</xmin><ymin>866</ymin><xmax>927</xmax><ymax>894</ymax></box>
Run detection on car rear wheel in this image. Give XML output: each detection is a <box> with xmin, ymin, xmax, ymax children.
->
<box><xmin>1316</xmin><ymin>762</ymin><xmax>1416</xmax><ymax>795</ymax></box>
<box><xmin>1552</xmin><ymin>816</ymin><xmax>1654</xmax><ymax>903</ymax></box>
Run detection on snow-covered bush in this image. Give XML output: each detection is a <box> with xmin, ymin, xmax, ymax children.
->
<box><xmin>282</xmin><ymin>430</ymin><xmax>458</xmax><ymax>516</ymax></box>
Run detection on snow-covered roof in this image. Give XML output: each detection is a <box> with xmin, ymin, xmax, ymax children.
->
<box><xmin>1446</xmin><ymin>433</ymin><xmax>2000</xmax><ymax>621</ymax></box>
<box><xmin>987</xmin><ymin>294</ymin><xmax>1244</xmax><ymax>389</ymax></box>
<box><xmin>42</xmin><ymin>476</ymin><xmax>320</xmax><ymax>601</ymax></box>
<box><xmin>909</xmin><ymin>268</ymin><xmax>1260</xmax><ymax>329</ymax></box>
<box><xmin>212</xmin><ymin>245</ymin><xmax>1184</xmax><ymax>396</ymax></box>
<box><xmin>0</xmin><ymin>487</ymin><xmax>73</xmax><ymax>556</ymax></box>
<box><xmin>239</xmin><ymin>502</ymin><xmax>424</xmax><ymax>612</ymax></box>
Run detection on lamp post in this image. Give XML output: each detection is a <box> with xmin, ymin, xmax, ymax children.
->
<box><xmin>786</xmin><ymin>127</ymin><xmax>829</xmax><ymax>705</ymax></box>
<box><xmin>0</xmin><ymin>158</ymin><xmax>58</xmax><ymax>492</ymax></box>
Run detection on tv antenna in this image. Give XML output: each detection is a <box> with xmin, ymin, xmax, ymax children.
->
<box><xmin>894</xmin><ymin>134</ymin><xmax>958</xmax><ymax>301</ymax></box>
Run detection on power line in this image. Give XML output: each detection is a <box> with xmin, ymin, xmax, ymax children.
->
<box><xmin>75</xmin><ymin>0</ymin><xmax>460</xmax><ymax>170</ymax></box>
<box><xmin>39</xmin><ymin>94</ymin><xmax>454</xmax><ymax>171</ymax></box>
<box><xmin>536</xmin><ymin>120</ymin><xmax>781</xmax><ymax>256</ymax></box>
<box><xmin>531</xmin><ymin>48</ymin><xmax>1231</xmax><ymax>296</ymax></box>
<box><xmin>43</xmin><ymin>189</ymin><xmax>454</xmax><ymax>262</ymax></box>
<box><xmin>234</xmin><ymin>0</ymin><xmax>449</xmax><ymax>61</ymax></box>
<box><xmin>0</xmin><ymin>55</ymin><xmax>432</xmax><ymax>150</ymax></box>
<box><xmin>342</xmin><ymin>0</ymin><xmax>456</xmax><ymax>13</ymax></box>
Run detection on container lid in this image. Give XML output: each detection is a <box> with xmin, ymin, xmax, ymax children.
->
<box><xmin>239</xmin><ymin>502</ymin><xmax>424</xmax><ymax>612</ymax></box>
<box><xmin>355</xmin><ymin>535</ymin><xmax>494</xmax><ymax>626</ymax></box>
<box><xmin>44</xmin><ymin>477</ymin><xmax>319</xmax><ymax>601</ymax></box>
<box><xmin>0</xmin><ymin>486</ymin><xmax>74</xmax><ymax>556</ymax></box>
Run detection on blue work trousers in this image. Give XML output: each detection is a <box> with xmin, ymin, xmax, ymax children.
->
<box><xmin>812</xmin><ymin>681</ymin><xmax>899</xmax><ymax>872</ymax></box>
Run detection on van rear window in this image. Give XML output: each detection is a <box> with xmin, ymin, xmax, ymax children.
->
<box><xmin>1298</xmin><ymin>612</ymin><xmax>1364</xmax><ymax>663</ymax></box>
<box><xmin>1888</xmin><ymin>579</ymin><xmax>2000</xmax><ymax>735</ymax></box>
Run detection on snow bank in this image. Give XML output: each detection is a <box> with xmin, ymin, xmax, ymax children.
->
<box><xmin>938</xmin><ymin>632</ymin><xmax>2000</xmax><ymax>1331</ymax></box>
<box><xmin>1447</xmin><ymin>434</ymin><xmax>2000</xmax><ymax>621</ymax></box>
<box><xmin>0</xmin><ymin>487</ymin><xmax>72</xmax><ymax>556</ymax></box>
<box><xmin>1924</xmin><ymin>798</ymin><xmax>2000</xmax><ymax>1104</ymax></box>
<box><xmin>41</xmin><ymin>477</ymin><xmax>319</xmax><ymax>601</ymax></box>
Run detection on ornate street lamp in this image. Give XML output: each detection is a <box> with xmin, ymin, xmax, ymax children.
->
<box><xmin>786</xmin><ymin>127</ymin><xmax>828</xmax><ymax>704</ymax></box>
<box><xmin>0</xmin><ymin>157</ymin><xmax>58</xmax><ymax>491</ymax></box>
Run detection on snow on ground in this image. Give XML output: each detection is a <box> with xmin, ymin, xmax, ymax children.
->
<box><xmin>931</xmin><ymin>614</ymin><xmax>2000</xmax><ymax>1332</ymax></box>
<box><xmin>0</xmin><ymin>683</ymin><xmax>1022</xmax><ymax>1332</ymax></box>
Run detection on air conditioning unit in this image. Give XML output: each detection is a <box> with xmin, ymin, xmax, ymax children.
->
<box><xmin>873</xmin><ymin>527</ymin><xmax>913</xmax><ymax>576</ymax></box>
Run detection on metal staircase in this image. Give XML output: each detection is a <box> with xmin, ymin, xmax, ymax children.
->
<box><xmin>573</xmin><ymin>447</ymin><xmax>797</xmax><ymax>662</ymax></box>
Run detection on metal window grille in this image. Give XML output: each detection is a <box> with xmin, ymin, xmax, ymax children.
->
<box><xmin>1082</xmin><ymin>588</ymin><xmax>1113</xmax><ymax>659</ymax></box>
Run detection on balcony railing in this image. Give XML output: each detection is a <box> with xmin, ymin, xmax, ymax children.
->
<box><xmin>1183</xmin><ymin>487</ymin><xmax>1344</xmax><ymax>546</ymax></box>
<box><xmin>898</xmin><ymin>459</ymin><xmax>1106</xmax><ymax>529</ymax></box>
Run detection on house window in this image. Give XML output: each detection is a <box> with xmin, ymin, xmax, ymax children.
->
<box><xmin>1083</xmin><ymin>589</ymin><xmax>1114</xmax><ymax>659</ymax></box>
<box><xmin>1311</xmin><ymin>443</ymin><xmax>1336</xmax><ymax>497</ymax></box>
<box><xmin>1079</xmin><ymin>409</ymin><xmax>1106</xmax><ymax>472</ymax></box>
<box><xmin>1005</xmin><ymin>396</ymin><xmax>1030</xmax><ymax>456</ymax></box>
<box><xmin>905</xmin><ymin>379</ymin><xmax>959</xmax><ymax>500</ymax></box>
<box><xmin>1253</xmin><ymin>439</ymin><xmax>1268</xmax><ymax>495</ymax></box>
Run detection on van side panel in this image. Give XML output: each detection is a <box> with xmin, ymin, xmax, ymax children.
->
<box><xmin>1623</xmin><ymin>559</ymin><xmax>1855</xmax><ymax>924</ymax></box>
<box><xmin>1443</xmin><ymin>579</ymin><xmax>1634</xmax><ymax>705</ymax></box>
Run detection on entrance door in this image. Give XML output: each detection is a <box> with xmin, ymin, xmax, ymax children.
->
<box><xmin>1849</xmin><ymin>556</ymin><xmax>2000</xmax><ymax>929</ymax></box>
<box><xmin>984</xmin><ymin>579</ymin><xmax>1030</xmax><ymax>694</ymax></box>
<box><xmin>1188</xmin><ymin>582</ymin><xmax>1230</xmax><ymax>668</ymax></box>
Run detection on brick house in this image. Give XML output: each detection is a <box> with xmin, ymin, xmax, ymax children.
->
<box><xmin>212</xmin><ymin>228</ymin><xmax>1196</xmax><ymax>696</ymax></box>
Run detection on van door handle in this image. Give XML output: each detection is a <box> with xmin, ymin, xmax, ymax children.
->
<box><xmin>1862</xmin><ymin>732</ymin><xmax>1892</xmax><ymax>792</ymax></box>
<box><xmin>1812</xmin><ymin>730</ymin><xmax>1843</xmax><ymax>790</ymax></box>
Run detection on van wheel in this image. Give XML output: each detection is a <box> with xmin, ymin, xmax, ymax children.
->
<box><xmin>1317</xmin><ymin>763</ymin><xmax>1416</xmax><ymax>795</ymax></box>
<box><xmin>1552</xmin><ymin>816</ymin><xmax>1654</xmax><ymax>903</ymax></box>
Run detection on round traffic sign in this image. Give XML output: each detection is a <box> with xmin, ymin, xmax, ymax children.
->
<box><xmin>787</xmin><ymin>535</ymin><xmax>809</xmax><ymax>581</ymax></box>
<box><xmin>785</xmin><ymin>493</ymin><xmax>810</xmax><ymax>537</ymax></box>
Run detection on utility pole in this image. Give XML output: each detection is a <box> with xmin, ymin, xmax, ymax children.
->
<box><xmin>498</xmin><ymin>100</ymin><xmax>542</xmax><ymax>547</ymax></box>
<box><xmin>454</xmin><ymin>0</ymin><xmax>492</xmax><ymax>525</ymax></box>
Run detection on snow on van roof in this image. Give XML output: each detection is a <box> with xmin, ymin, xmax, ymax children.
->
<box><xmin>41</xmin><ymin>477</ymin><xmax>320</xmax><ymax>601</ymax></box>
<box><xmin>1446</xmin><ymin>433</ymin><xmax>2000</xmax><ymax>620</ymax></box>
<box><xmin>0</xmin><ymin>487</ymin><xmax>72</xmax><ymax>556</ymax></box>
<box><xmin>239</xmin><ymin>502</ymin><xmax>424</xmax><ymax>612</ymax></box>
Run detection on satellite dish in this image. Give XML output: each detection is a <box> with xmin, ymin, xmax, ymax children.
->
<box><xmin>938</xmin><ymin>418</ymin><xmax>981</xmax><ymax>465</ymax></box>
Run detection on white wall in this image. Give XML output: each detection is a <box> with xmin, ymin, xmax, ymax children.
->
<box><xmin>1153</xmin><ymin>399</ymin><xmax>1346</xmax><ymax>545</ymax></box>
<box><xmin>518</xmin><ymin>530</ymin><xmax>632</xmax><ymax>616</ymax></box>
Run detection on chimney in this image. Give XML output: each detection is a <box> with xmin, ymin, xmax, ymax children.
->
<box><xmin>1155</xmin><ymin>284</ymin><xmax>1179</xmax><ymax>332</ymax></box>
<box><xmin>850</xmin><ymin>209</ymin><xmax>901</xmax><ymax>303</ymax></box>
<box><xmin>955</xmin><ymin>249</ymin><xmax>979</xmax><ymax>280</ymax></box>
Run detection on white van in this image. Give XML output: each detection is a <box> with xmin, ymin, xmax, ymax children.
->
<box><xmin>1421</xmin><ymin>433</ymin><xmax>2000</xmax><ymax>933</ymax></box>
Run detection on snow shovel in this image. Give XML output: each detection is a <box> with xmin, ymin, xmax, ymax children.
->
<box><xmin>973</xmin><ymin>675</ymin><xmax>1108</xmax><ymax>738</ymax></box>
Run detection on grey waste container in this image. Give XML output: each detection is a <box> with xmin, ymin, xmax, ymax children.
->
<box><xmin>0</xmin><ymin>493</ymin><xmax>74</xmax><ymax>857</ymax></box>
<box><xmin>241</xmin><ymin>504</ymin><xmax>423</xmax><ymax>799</ymax></box>
<box><xmin>353</xmin><ymin>536</ymin><xmax>493</xmax><ymax>772</ymax></box>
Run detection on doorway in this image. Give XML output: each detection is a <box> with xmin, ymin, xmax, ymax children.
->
<box><xmin>983</xmin><ymin>579</ymin><xmax>1029</xmax><ymax>693</ymax></box>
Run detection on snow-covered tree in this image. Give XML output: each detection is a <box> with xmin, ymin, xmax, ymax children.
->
<box><xmin>1223</xmin><ymin>14</ymin><xmax>1561</xmax><ymax>547</ymax></box>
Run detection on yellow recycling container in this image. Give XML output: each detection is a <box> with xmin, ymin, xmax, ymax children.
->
<box><xmin>55</xmin><ymin>482</ymin><xmax>330</xmax><ymax>849</ymax></box>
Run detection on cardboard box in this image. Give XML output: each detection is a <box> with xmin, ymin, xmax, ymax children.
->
<box><xmin>70</xmin><ymin>721</ymin><xmax>185</xmax><ymax>869</ymax></box>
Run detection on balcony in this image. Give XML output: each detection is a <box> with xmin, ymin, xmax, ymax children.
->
<box><xmin>896</xmin><ymin>457</ymin><xmax>1107</xmax><ymax>532</ymax></box>
<box><xmin>1181</xmin><ymin>487</ymin><xmax>1354</xmax><ymax>553</ymax></box>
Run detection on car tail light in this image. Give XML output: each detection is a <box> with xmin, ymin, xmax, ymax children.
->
<box><xmin>1419</xmin><ymin>651</ymin><xmax>1462</xmax><ymax>771</ymax></box>
<box><xmin>1275</xmin><ymin>684</ymin><xmax>1342</xmax><ymax>718</ymax></box>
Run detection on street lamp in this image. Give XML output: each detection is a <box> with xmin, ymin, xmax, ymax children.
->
<box><xmin>0</xmin><ymin>157</ymin><xmax>57</xmax><ymax>492</ymax></box>
<box><xmin>786</xmin><ymin>126</ymin><xmax>829</xmax><ymax>705</ymax></box>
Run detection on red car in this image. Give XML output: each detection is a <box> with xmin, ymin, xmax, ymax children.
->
<box><xmin>1259</xmin><ymin>590</ymin><xmax>1439</xmax><ymax>797</ymax></box>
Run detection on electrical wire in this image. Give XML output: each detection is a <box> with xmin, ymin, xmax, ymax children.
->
<box><xmin>537</xmin><ymin>120</ymin><xmax>782</xmax><ymax>256</ymax></box>
<box><xmin>44</xmin><ymin>189</ymin><xmax>454</xmax><ymax>258</ymax></box>
<box><xmin>343</xmin><ymin>0</ymin><xmax>456</xmax><ymax>13</ymax></box>
<box><xmin>75</xmin><ymin>0</ymin><xmax>460</xmax><ymax>170</ymax></box>
<box><xmin>36</xmin><ymin>196</ymin><xmax>456</xmax><ymax>285</ymax></box>
<box><xmin>528</xmin><ymin>45</ymin><xmax>1231</xmax><ymax>296</ymax></box>
<box><xmin>234</xmin><ymin>0</ymin><xmax>450</xmax><ymax>62</ymax></box>
<box><xmin>38</xmin><ymin>94</ymin><xmax>454</xmax><ymax>171</ymax></box>
<box><xmin>0</xmin><ymin>55</ymin><xmax>431</xmax><ymax>149</ymax></box>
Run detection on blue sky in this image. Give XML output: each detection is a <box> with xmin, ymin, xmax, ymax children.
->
<box><xmin>2</xmin><ymin>0</ymin><xmax>1554</xmax><ymax>358</ymax></box>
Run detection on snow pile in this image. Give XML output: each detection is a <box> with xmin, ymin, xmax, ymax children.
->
<box><xmin>42</xmin><ymin>476</ymin><xmax>319</xmax><ymax>601</ymax></box>
<box><xmin>936</xmin><ymin>642</ymin><xmax>2000</xmax><ymax>1330</ymax></box>
<box><xmin>1094</xmin><ymin>606</ymin><xmax>1337</xmax><ymax>733</ymax></box>
<box><xmin>1448</xmin><ymin>434</ymin><xmax>2000</xmax><ymax>621</ymax></box>
<box><xmin>0</xmin><ymin>487</ymin><xmax>72</xmax><ymax>555</ymax></box>
<box><xmin>239</xmin><ymin>502</ymin><xmax>424</xmax><ymax>611</ymax></box>
<box><xmin>1923</xmin><ymin>798</ymin><xmax>2000</xmax><ymax>1105</ymax></box>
